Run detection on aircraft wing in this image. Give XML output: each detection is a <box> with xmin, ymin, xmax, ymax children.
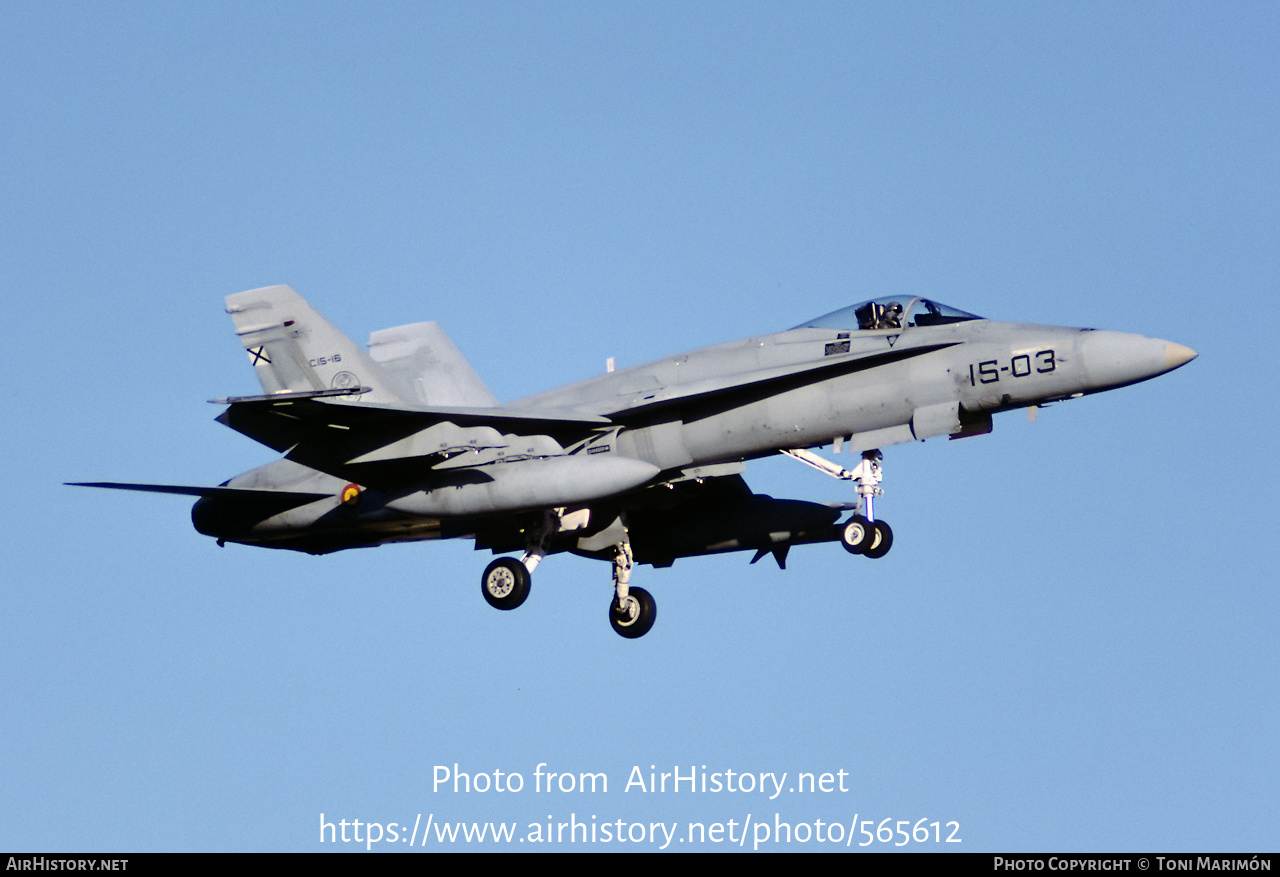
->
<box><xmin>215</xmin><ymin>395</ymin><xmax>611</xmax><ymax>451</ymax></box>
<box><xmin>214</xmin><ymin>396</ymin><xmax>612</xmax><ymax>490</ymax></box>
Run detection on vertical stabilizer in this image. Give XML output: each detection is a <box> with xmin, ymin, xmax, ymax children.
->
<box><xmin>368</xmin><ymin>322</ymin><xmax>499</xmax><ymax>407</ymax></box>
<box><xmin>224</xmin><ymin>285</ymin><xmax>414</xmax><ymax>405</ymax></box>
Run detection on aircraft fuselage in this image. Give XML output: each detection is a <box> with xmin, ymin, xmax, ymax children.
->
<box><xmin>74</xmin><ymin>287</ymin><xmax>1195</xmax><ymax>637</ymax></box>
<box><xmin>196</xmin><ymin>315</ymin><xmax>1192</xmax><ymax>556</ymax></box>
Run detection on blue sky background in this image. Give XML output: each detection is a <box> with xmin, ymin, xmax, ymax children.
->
<box><xmin>3</xmin><ymin>2</ymin><xmax>1276</xmax><ymax>852</ymax></box>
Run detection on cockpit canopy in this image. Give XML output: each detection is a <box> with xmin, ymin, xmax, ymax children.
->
<box><xmin>792</xmin><ymin>297</ymin><xmax>982</xmax><ymax>332</ymax></box>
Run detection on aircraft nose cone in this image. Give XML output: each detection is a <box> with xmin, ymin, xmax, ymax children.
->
<box><xmin>1078</xmin><ymin>331</ymin><xmax>1197</xmax><ymax>392</ymax></box>
<box><xmin>1164</xmin><ymin>341</ymin><xmax>1197</xmax><ymax>369</ymax></box>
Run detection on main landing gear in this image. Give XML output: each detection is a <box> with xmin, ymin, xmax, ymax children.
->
<box><xmin>607</xmin><ymin>540</ymin><xmax>656</xmax><ymax>639</ymax></box>
<box><xmin>480</xmin><ymin>508</ymin><xmax>556</xmax><ymax>611</ymax></box>
<box><xmin>782</xmin><ymin>446</ymin><xmax>894</xmax><ymax>560</ymax></box>
<box><xmin>481</xmin><ymin>557</ymin><xmax>530</xmax><ymax>610</ymax></box>
<box><xmin>478</xmin><ymin>513</ymin><xmax>658</xmax><ymax>639</ymax></box>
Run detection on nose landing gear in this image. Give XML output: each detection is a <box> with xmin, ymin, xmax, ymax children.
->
<box><xmin>783</xmin><ymin>447</ymin><xmax>894</xmax><ymax>560</ymax></box>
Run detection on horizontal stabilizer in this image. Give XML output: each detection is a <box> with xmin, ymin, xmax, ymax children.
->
<box><xmin>67</xmin><ymin>482</ymin><xmax>331</xmax><ymax>502</ymax></box>
<box><xmin>67</xmin><ymin>482</ymin><xmax>335</xmax><ymax>530</ymax></box>
<box><xmin>209</xmin><ymin>387</ymin><xmax>369</xmax><ymax>405</ymax></box>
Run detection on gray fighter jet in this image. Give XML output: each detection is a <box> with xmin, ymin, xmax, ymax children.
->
<box><xmin>73</xmin><ymin>285</ymin><xmax>1195</xmax><ymax>638</ymax></box>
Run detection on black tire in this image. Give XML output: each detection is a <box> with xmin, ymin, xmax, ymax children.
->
<box><xmin>863</xmin><ymin>520</ymin><xmax>894</xmax><ymax>559</ymax></box>
<box><xmin>481</xmin><ymin>558</ymin><xmax>531</xmax><ymax>610</ymax></box>
<box><xmin>609</xmin><ymin>586</ymin><xmax>657</xmax><ymax>639</ymax></box>
<box><xmin>839</xmin><ymin>515</ymin><xmax>876</xmax><ymax>555</ymax></box>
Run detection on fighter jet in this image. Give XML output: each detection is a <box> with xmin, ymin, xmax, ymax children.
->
<box><xmin>72</xmin><ymin>285</ymin><xmax>1196</xmax><ymax>638</ymax></box>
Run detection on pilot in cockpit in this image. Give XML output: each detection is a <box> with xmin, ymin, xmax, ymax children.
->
<box><xmin>855</xmin><ymin>301</ymin><xmax>904</xmax><ymax>330</ymax></box>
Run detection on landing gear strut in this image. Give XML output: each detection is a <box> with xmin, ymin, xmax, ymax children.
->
<box><xmin>608</xmin><ymin>540</ymin><xmax>656</xmax><ymax>638</ymax></box>
<box><xmin>477</xmin><ymin>511</ymin><xmax>658</xmax><ymax>638</ymax></box>
<box><xmin>783</xmin><ymin>446</ymin><xmax>894</xmax><ymax>559</ymax></box>
<box><xmin>479</xmin><ymin>510</ymin><xmax>559</xmax><ymax>610</ymax></box>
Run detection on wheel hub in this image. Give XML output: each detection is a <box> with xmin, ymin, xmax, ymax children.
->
<box><xmin>486</xmin><ymin>569</ymin><xmax>514</xmax><ymax>598</ymax></box>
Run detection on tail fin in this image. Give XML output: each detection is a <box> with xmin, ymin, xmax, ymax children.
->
<box><xmin>368</xmin><ymin>321</ymin><xmax>499</xmax><ymax>407</ymax></box>
<box><xmin>224</xmin><ymin>285</ymin><xmax>414</xmax><ymax>405</ymax></box>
